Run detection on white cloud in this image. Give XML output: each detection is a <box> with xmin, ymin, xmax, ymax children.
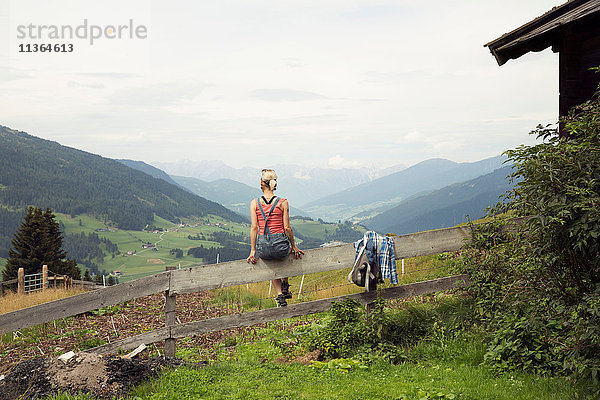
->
<box><xmin>293</xmin><ymin>171</ymin><xmax>311</xmax><ymax>180</ymax></box>
<box><xmin>108</xmin><ymin>82</ymin><xmax>211</xmax><ymax>107</ymax></box>
<box><xmin>399</xmin><ymin>131</ymin><xmax>425</xmax><ymax>144</ymax></box>
<box><xmin>67</xmin><ymin>81</ymin><xmax>105</xmax><ymax>89</ymax></box>
<box><xmin>250</xmin><ymin>89</ymin><xmax>328</xmax><ymax>102</ymax></box>
<box><xmin>328</xmin><ymin>155</ymin><xmax>362</xmax><ymax>169</ymax></box>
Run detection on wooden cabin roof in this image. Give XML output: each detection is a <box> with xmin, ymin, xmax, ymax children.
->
<box><xmin>485</xmin><ymin>0</ymin><xmax>600</xmax><ymax>65</ymax></box>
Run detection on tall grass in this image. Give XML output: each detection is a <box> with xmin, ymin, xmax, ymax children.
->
<box><xmin>0</xmin><ymin>286</ymin><xmax>86</xmax><ymax>315</ymax></box>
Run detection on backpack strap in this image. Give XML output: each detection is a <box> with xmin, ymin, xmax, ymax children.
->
<box><xmin>257</xmin><ymin>197</ymin><xmax>281</xmax><ymax>236</ymax></box>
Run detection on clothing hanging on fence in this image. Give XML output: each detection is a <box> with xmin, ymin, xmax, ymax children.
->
<box><xmin>353</xmin><ymin>231</ymin><xmax>398</xmax><ymax>285</ymax></box>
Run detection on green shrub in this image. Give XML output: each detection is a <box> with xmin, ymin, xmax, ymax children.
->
<box><xmin>304</xmin><ymin>296</ymin><xmax>474</xmax><ymax>364</ymax></box>
<box><xmin>456</xmin><ymin>217</ymin><xmax>600</xmax><ymax>385</ymax></box>
<box><xmin>501</xmin><ymin>79</ymin><xmax>600</xmax><ymax>299</ymax></box>
<box><xmin>453</xmin><ymin>80</ymin><xmax>600</xmax><ymax>387</ymax></box>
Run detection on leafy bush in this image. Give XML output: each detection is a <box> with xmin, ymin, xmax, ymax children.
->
<box><xmin>304</xmin><ymin>296</ymin><xmax>474</xmax><ymax>364</ymax></box>
<box><xmin>501</xmin><ymin>85</ymin><xmax>600</xmax><ymax>298</ymax></box>
<box><xmin>457</xmin><ymin>216</ymin><xmax>600</xmax><ymax>384</ymax></box>
<box><xmin>453</xmin><ymin>80</ymin><xmax>600</xmax><ymax>388</ymax></box>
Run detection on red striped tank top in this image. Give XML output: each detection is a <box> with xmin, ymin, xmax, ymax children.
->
<box><xmin>256</xmin><ymin>197</ymin><xmax>286</xmax><ymax>235</ymax></box>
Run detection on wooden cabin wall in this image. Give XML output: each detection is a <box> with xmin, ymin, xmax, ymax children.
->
<box><xmin>558</xmin><ymin>20</ymin><xmax>600</xmax><ymax>117</ymax></box>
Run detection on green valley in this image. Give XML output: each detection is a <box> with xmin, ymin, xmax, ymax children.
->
<box><xmin>51</xmin><ymin>213</ymin><xmax>365</xmax><ymax>282</ymax></box>
<box><xmin>290</xmin><ymin>217</ymin><xmax>366</xmax><ymax>249</ymax></box>
<box><xmin>53</xmin><ymin>213</ymin><xmax>250</xmax><ymax>281</ymax></box>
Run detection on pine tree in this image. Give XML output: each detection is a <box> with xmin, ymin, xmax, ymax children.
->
<box><xmin>40</xmin><ymin>209</ymin><xmax>80</xmax><ymax>279</ymax></box>
<box><xmin>83</xmin><ymin>269</ymin><xmax>91</xmax><ymax>281</ymax></box>
<box><xmin>2</xmin><ymin>207</ymin><xmax>80</xmax><ymax>281</ymax></box>
<box><xmin>93</xmin><ymin>274</ymin><xmax>103</xmax><ymax>285</ymax></box>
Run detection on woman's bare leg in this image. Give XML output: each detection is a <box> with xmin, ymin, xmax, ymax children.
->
<box><xmin>272</xmin><ymin>278</ymin><xmax>282</xmax><ymax>295</ymax></box>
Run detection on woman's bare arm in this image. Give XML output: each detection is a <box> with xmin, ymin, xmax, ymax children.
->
<box><xmin>247</xmin><ymin>199</ymin><xmax>259</xmax><ymax>264</ymax></box>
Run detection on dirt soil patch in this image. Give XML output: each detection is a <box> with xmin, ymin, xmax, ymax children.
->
<box><xmin>0</xmin><ymin>352</ymin><xmax>184</xmax><ymax>400</ymax></box>
<box><xmin>292</xmin><ymin>349</ymin><xmax>322</xmax><ymax>365</ymax></box>
<box><xmin>0</xmin><ymin>292</ymin><xmax>228</xmax><ymax>376</ymax></box>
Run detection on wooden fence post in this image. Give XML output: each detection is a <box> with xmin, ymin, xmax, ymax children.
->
<box><xmin>18</xmin><ymin>268</ymin><xmax>24</xmax><ymax>295</ymax></box>
<box><xmin>42</xmin><ymin>265</ymin><xmax>48</xmax><ymax>291</ymax></box>
<box><xmin>165</xmin><ymin>266</ymin><xmax>177</xmax><ymax>358</ymax></box>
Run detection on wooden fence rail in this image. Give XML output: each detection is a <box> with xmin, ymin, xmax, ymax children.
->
<box><xmin>87</xmin><ymin>274</ymin><xmax>470</xmax><ymax>354</ymax></box>
<box><xmin>0</xmin><ymin>277</ymin><xmax>98</xmax><ymax>297</ymax></box>
<box><xmin>0</xmin><ymin>273</ymin><xmax>170</xmax><ymax>333</ymax></box>
<box><xmin>0</xmin><ymin>278</ymin><xmax>18</xmax><ymax>296</ymax></box>
<box><xmin>0</xmin><ymin>224</ymin><xmax>476</xmax><ymax>355</ymax></box>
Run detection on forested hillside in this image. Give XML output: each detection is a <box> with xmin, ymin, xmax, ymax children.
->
<box><xmin>0</xmin><ymin>125</ymin><xmax>246</xmax><ymax>257</ymax></box>
<box><xmin>363</xmin><ymin>166</ymin><xmax>514</xmax><ymax>234</ymax></box>
<box><xmin>116</xmin><ymin>159</ymin><xmax>183</xmax><ymax>188</ymax></box>
<box><xmin>62</xmin><ymin>230</ymin><xmax>119</xmax><ymax>276</ymax></box>
<box><xmin>0</xmin><ymin>208</ymin><xmax>22</xmax><ymax>258</ymax></box>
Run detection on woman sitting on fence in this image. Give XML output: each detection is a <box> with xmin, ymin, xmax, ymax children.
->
<box><xmin>246</xmin><ymin>169</ymin><xmax>303</xmax><ymax>307</ymax></box>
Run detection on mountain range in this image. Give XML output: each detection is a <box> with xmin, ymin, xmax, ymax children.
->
<box><xmin>300</xmin><ymin>156</ymin><xmax>508</xmax><ymax>221</ymax></box>
<box><xmin>116</xmin><ymin>159</ymin><xmax>183</xmax><ymax>189</ymax></box>
<box><xmin>171</xmin><ymin>176</ymin><xmax>311</xmax><ymax>217</ymax></box>
<box><xmin>0</xmin><ymin>123</ymin><xmax>517</xmax><ymax>261</ymax></box>
<box><xmin>171</xmin><ymin>175</ymin><xmax>261</xmax><ymax>216</ymax></box>
<box><xmin>152</xmin><ymin>160</ymin><xmax>407</xmax><ymax>207</ymax></box>
<box><xmin>138</xmin><ymin>155</ymin><xmax>513</xmax><ymax>233</ymax></box>
<box><xmin>0</xmin><ymin>125</ymin><xmax>245</xmax><ymax>256</ymax></box>
<box><xmin>362</xmin><ymin>166</ymin><xmax>515</xmax><ymax>235</ymax></box>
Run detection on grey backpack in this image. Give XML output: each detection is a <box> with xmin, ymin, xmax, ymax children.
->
<box><xmin>348</xmin><ymin>239</ymin><xmax>381</xmax><ymax>291</ymax></box>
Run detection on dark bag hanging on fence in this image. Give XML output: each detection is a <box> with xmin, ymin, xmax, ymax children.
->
<box><xmin>256</xmin><ymin>197</ymin><xmax>291</xmax><ymax>260</ymax></box>
<box><xmin>348</xmin><ymin>240</ymin><xmax>381</xmax><ymax>291</ymax></box>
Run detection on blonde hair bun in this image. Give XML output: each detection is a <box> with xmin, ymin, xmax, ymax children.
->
<box><xmin>261</xmin><ymin>169</ymin><xmax>278</xmax><ymax>191</ymax></box>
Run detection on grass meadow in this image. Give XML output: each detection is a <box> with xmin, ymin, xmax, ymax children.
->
<box><xmin>290</xmin><ymin>219</ymin><xmax>339</xmax><ymax>239</ymax></box>
<box><xmin>0</xmin><ymin>286</ymin><xmax>86</xmax><ymax>315</ymax></box>
<box><xmin>42</xmin><ymin>316</ymin><xmax>591</xmax><ymax>400</ymax></box>
<box><xmin>291</xmin><ymin>218</ymin><xmax>367</xmax><ymax>242</ymax></box>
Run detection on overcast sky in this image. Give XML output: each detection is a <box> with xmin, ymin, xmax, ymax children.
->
<box><xmin>0</xmin><ymin>0</ymin><xmax>560</xmax><ymax>169</ymax></box>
